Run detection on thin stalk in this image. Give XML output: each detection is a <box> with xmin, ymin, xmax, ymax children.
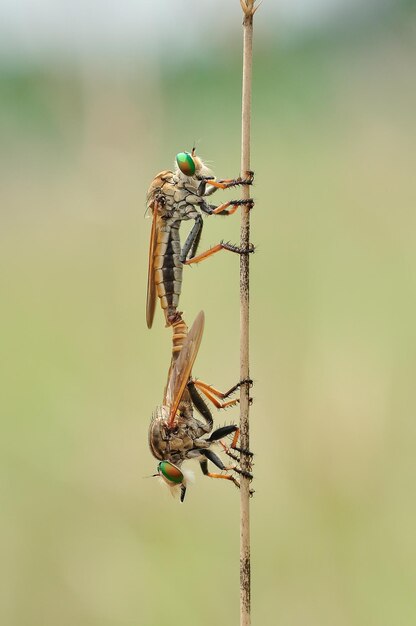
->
<box><xmin>239</xmin><ymin>2</ymin><xmax>257</xmax><ymax>625</ymax></box>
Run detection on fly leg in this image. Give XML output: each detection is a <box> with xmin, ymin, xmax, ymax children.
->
<box><xmin>188</xmin><ymin>378</ymin><xmax>243</xmax><ymax>438</ymax></box>
<box><xmin>198</xmin><ymin>377</ymin><xmax>253</xmax><ymax>401</ymax></box>
<box><xmin>213</xmin><ymin>170</ymin><xmax>255</xmax><ymax>189</ymax></box>
<box><xmin>218</xmin><ymin>427</ymin><xmax>254</xmax><ymax>469</ymax></box>
<box><xmin>207</xmin><ymin>428</ymin><xmax>253</xmax><ymax>477</ymax></box>
<box><xmin>183</xmin><ymin>240</ymin><xmax>255</xmax><ymax>266</ymax></box>
<box><xmin>206</xmin><ymin>423</ymin><xmax>253</xmax><ymax>470</ymax></box>
<box><xmin>199</xmin><ymin>457</ymin><xmax>239</xmax><ymax>489</ymax></box>
<box><xmin>212</xmin><ymin>198</ymin><xmax>254</xmax><ymax>216</ymax></box>
<box><xmin>199</xmin><ymin>449</ymin><xmax>253</xmax><ymax>485</ymax></box>
<box><xmin>206</xmin><ymin>425</ymin><xmax>246</xmax><ymax>463</ymax></box>
<box><xmin>191</xmin><ymin>379</ymin><xmax>254</xmax><ymax>459</ymax></box>
<box><xmin>179</xmin><ymin>214</ymin><xmax>203</xmax><ymax>263</ymax></box>
<box><xmin>222</xmin><ymin>378</ymin><xmax>253</xmax><ymax>397</ymax></box>
<box><xmin>191</xmin><ymin>379</ymin><xmax>241</xmax><ymax>409</ymax></box>
<box><xmin>197</xmin><ymin>171</ymin><xmax>254</xmax><ymax>196</ymax></box>
<box><xmin>199</xmin><ymin>197</ymin><xmax>254</xmax><ymax>216</ymax></box>
<box><xmin>179</xmin><ymin>198</ymin><xmax>250</xmax><ymax>263</ymax></box>
<box><xmin>184</xmin><ymin>196</ymin><xmax>254</xmax><ymax>264</ymax></box>
<box><xmin>187</xmin><ymin>380</ymin><xmax>214</xmax><ymax>432</ymax></box>
<box><xmin>207</xmin><ymin>424</ymin><xmax>239</xmax><ymax>442</ymax></box>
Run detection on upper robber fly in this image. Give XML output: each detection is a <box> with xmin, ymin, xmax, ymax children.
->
<box><xmin>146</xmin><ymin>149</ymin><xmax>254</xmax><ymax>328</ymax></box>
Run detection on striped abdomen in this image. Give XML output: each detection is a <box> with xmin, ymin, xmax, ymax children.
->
<box><xmin>171</xmin><ymin>315</ymin><xmax>188</xmax><ymax>358</ymax></box>
<box><xmin>154</xmin><ymin>222</ymin><xmax>183</xmax><ymax>324</ymax></box>
<box><xmin>164</xmin><ymin>315</ymin><xmax>191</xmax><ymax>404</ymax></box>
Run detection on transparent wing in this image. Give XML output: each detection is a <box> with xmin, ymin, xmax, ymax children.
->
<box><xmin>146</xmin><ymin>202</ymin><xmax>159</xmax><ymax>329</ymax></box>
<box><xmin>146</xmin><ymin>171</ymin><xmax>174</xmax><ymax>328</ymax></box>
<box><xmin>165</xmin><ymin>311</ymin><xmax>205</xmax><ymax>428</ymax></box>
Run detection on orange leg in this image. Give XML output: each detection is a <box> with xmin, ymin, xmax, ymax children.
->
<box><xmin>205</xmin><ymin>472</ymin><xmax>241</xmax><ymax>488</ymax></box>
<box><xmin>191</xmin><ymin>378</ymin><xmax>253</xmax><ymax>410</ymax></box>
<box><xmin>184</xmin><ymin>241</ymin><xmax>255</xmax><ymax>265</ymax></box>
<box><xmin>221</xmin><ymin>377</ymin><xmax>253</xmax><ymax>398</ymax></box>
<box><xmin>219</xmin><ymin>440</ymin><xmax>240</xmax><ymax>463</ymax></box>
<box><xmin>200</xmin><ymin>171</ymin><xmax>254</xmax><ymax>190</ymax></box>
<box><xmin>200</xmin><ymin>451</ymin><xmax>254</xmax><ymax>494</ymax></box>
<box><xmin>219</xmin><ymin>429</ymin><xmax>241</xmax><ymax>455</ymax></box>
<box><xmin>199</xmin><ymin>389</ymin><xmax>238</xmax><ymax>409</ymax></box>
<box><xmin>200</xmin><ymin>455</ymin><xmax>241</xmax><ymax>487</ymax></box>
<box><xmin>218</xmin><ymin>443</ymin><xmax>254</xmax><ymax>483</ymax></box>
<box><xmin>204</xmin><ymin>179</ymin><xmax>234</xmax><ymax>190</ymax></box>
<box><xmin>212</xmin><ymin>451</ymin><xmax>254</xmax><ymax>491</ymax></box>
<box><xmin>212</xmin><ymin>198</ymin><xmax>254</xmax><ymax>214</ymax></box>
<box><xmin>230</xmin><ymin>428</ymin><xmax>240</xmax><ymax>449</ymax></box>
<box><xmin>219</xmin><ymin>427</ymin><xmax>254</xmax><ymax>465</ymax></box>
<box><xmin>192</xmin><ymin>378</ymin><xmax>254</xmax><ymax>463</ymax></box>
<box><xmin>192</xmin><ymin>379</ymin><xmax>239</xmax><ymax>409</ymax></box>
<box><xmin>212</xmin><ymin>201</ymin><xmax>239</xmax><ymax>215</ymax></box>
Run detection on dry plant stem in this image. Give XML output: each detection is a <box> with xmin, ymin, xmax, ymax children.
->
<box><xmin>239</xmin><ymin>2</ymin><xmax>256</xmax><ymax>625</ymax></box>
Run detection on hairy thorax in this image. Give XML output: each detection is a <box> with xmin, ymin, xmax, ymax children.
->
<box><xmin>148</xmin><ymin>171</ymin><xmax>202</xmax><ymax>225</ymax></box>
<box><xmin>148</xmin><ymin>404</ymin><xmax>211</xmax><ymax>464</ymax></box>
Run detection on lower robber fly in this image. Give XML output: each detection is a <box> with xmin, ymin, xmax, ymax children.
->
<box><xmin>146</xmin><ymin>148</ymin><xmax>254</xmax><ymax>328</ymax></box>
<box><xmin>148</xmin><ymin>311</ymin><xmax>253</xmax><ymax>502</ymax></box>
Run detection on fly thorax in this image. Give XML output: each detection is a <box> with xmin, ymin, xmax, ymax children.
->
<box><xmin>173</xmin><ymin>187</ymin><xmax>191</xmax><ymax>204</ymax></box>
<box><xmin>185</xmin><ymin>416</ymin><xmax>210</xmax><ymax>439</ymax></box>
<box><xmin>173</xmin><ymin>172</ymin><xmax>201</xmax><ymax>195</ymax></box>
<box><xmin>159</xmin><ymin>194</ymin><xmax>176</xmax><ymax>214</ymax></box>
<box><xmin>194</xmin><ymin>160</ymin><xmax>213</xmax><ymax>180</ymax></box>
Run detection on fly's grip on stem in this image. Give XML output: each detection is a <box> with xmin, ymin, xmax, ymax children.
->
<box><xmin>239</xmin><ymin>174</ymin><xmax>252</xmax><ymax>485</ymax></box>
<box><xmin>220</xmin><ymin>241</ymin><xmax>255</xmax><ymax>256</ymax></box>
<box><xmin>222</xmin><ymin>377</ymin><xmax>253</xmax><ymax>399</ymax></box>
<box><xmin>217</xmin><ymin>171</ymin><xmax>254</xmax><ymax>188</ymax></box>
<box><xmin>231</xmin><ymin>199</ymin><xmax>254</xmax><ymax>209</ymax></box>
<box><xmin>196</xmin><ymin>171</ymin><xmax>253</xmax><ymax>182</ymax></box>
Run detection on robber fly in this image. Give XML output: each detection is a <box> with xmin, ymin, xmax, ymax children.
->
<box><xmin>149</xmin><ymin>311</ymin><xmax>253</xmax><ymax>502</ymax></box>
<box><xmin>146</xmin><ymin>149</ymin><xmax>254</xmax><ymax>328</ymax></box>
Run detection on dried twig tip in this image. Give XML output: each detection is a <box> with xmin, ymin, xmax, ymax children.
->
<box><xmin>240</xmin><ymin>0</ymin><xmax>260</xmax><ymax>23</ymax></box>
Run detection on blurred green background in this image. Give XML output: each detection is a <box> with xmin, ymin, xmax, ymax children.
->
<box><xmin>1</xmin><ymin>1</ymin><xmax>416</xmax><ymax>625</ymax></box>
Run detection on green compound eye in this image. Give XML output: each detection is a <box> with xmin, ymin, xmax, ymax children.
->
<box><xmin>158</xmin><ymin>461</ymin><xmax>184</xmax><ymax>485</ymax></box>
<box><xmin>176</xmin><ymin>152</ymin><xmax>196</xmax><ymax>176</ymax></box>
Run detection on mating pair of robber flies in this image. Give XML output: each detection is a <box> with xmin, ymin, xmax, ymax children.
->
<box><xmin>146</xmin><ymin>148</ymin><xmax>254</xmax><ymax>502</ymax></box>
